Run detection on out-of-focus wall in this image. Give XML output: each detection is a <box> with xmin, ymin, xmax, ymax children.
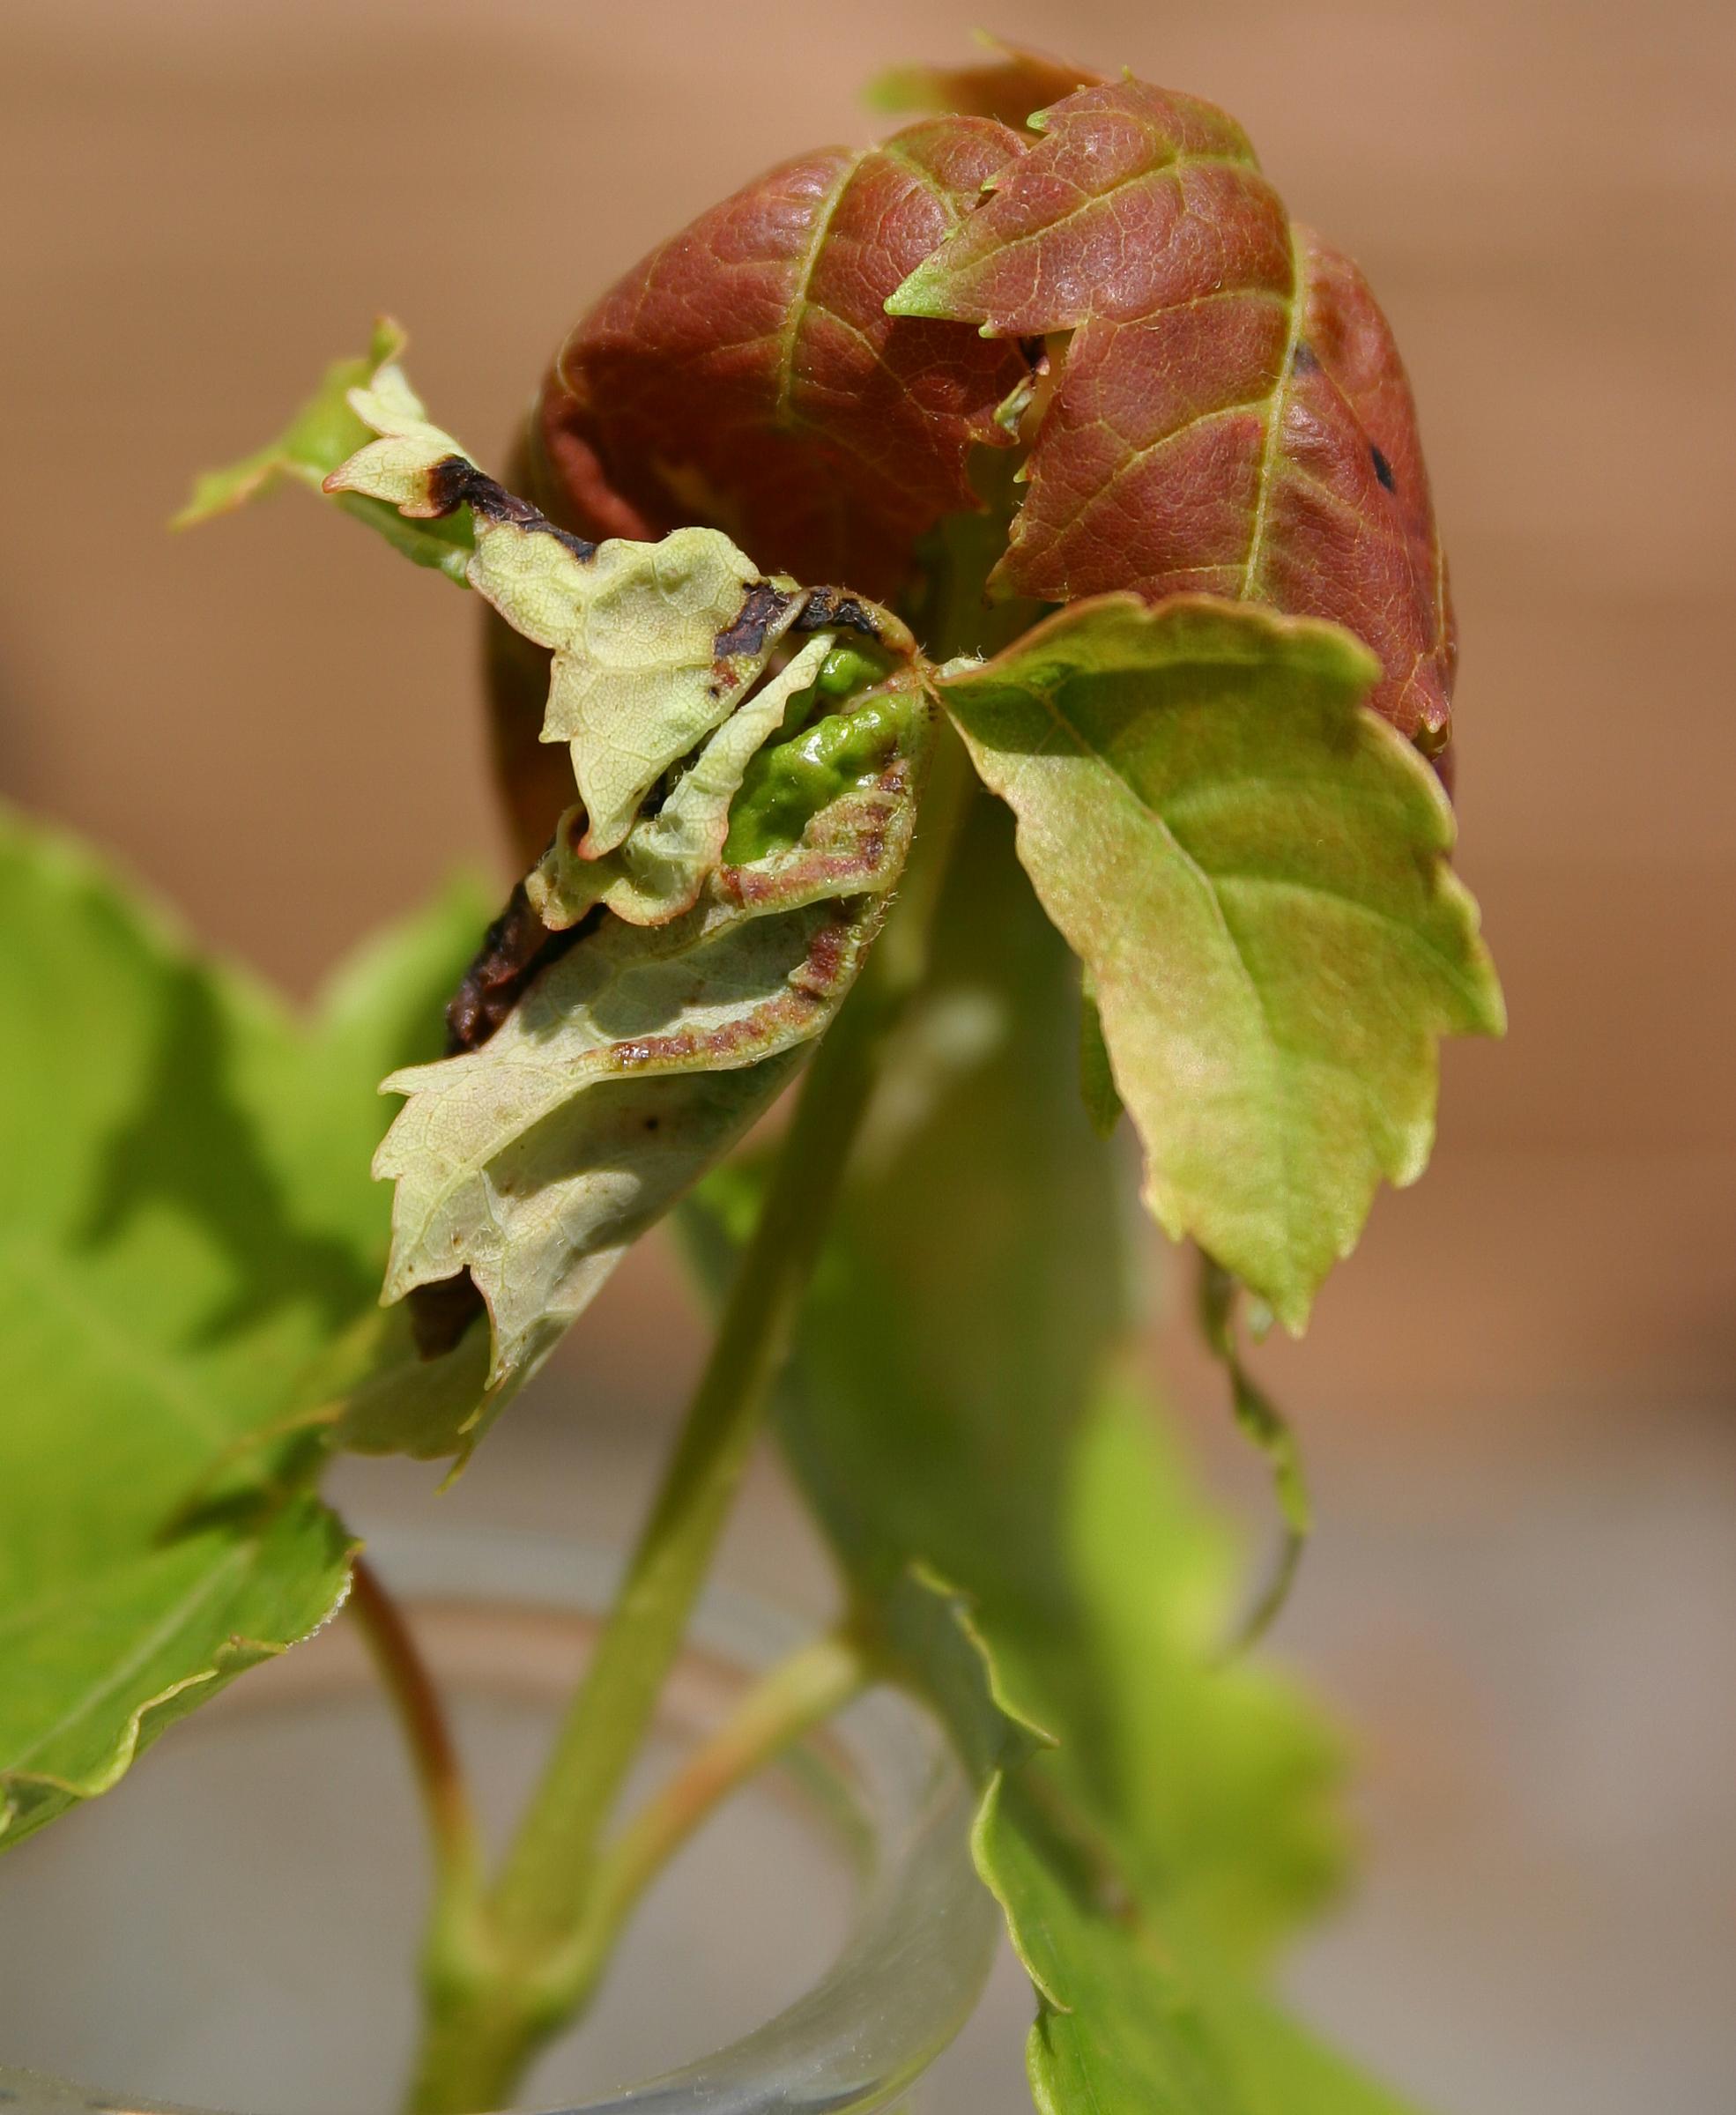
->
<box><xmin>4</xmin><ymin>4</ymin><xmax>1732</xmax><ymax>2111</ymax></box>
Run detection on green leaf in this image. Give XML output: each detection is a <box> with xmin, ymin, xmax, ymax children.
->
<box><xmin>0</xmin><ymin>809</ymin><xmax>488</xmax><ymax>1844</ymax></box>
<box><xmin>936</xmin><ymin>594</ymin><xmax>1504</xmax><ymax>1329</ymax></box>
<box><xmin>682</xmin><ymin>794</ymin><xmax>1421</xmax><ymax>2112</ymax></box>
<box><xmin>174</xmin><ymin>319</ymin><xmax>474</xmax><ymax>581</ymax></box>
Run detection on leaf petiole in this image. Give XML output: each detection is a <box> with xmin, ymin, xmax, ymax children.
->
<box><xmin>538</xmin><ymin>1626</ymin><xmax>874</xmax><ymax>2022</ymax></box>
<box><xmin>345</xmin><ymin>1555</ymin><xmax>484</xmax><ymax>1904</ymax></box>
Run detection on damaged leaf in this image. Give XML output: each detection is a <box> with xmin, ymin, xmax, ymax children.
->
<box><xmin>525</xmin><ymin>633</ymin><xmax>837</xmax><ymax>929</ymax></box>
<box><xmin>368</xmin><ymin>661</ymin><xmax>932</xmax><ymax>1454</ymax></box>
<box><xmin>889</xmin><ymin>77</ymin><xmax>1458</xmax><ymax>753</ymax></box>
<box><xmin>528</xmin><ymin>117</ymin><xmax>1033</xmax><ymax>598</ymax></box>
<box><xmin>174</xmin><ymin>321</ymin><xmax>474</xmax><ymax>581</ymax></box>
<box><xmin>299</xmin><ymin>381</ymin><xmax>936</xmax><ymax>1458</ymax></box>
<box><xmin>935</xmin><ymin>594</ymin><xmax>1502</xmax><ymax>1328</ymax></box>
<box><xmin>326</xmin><ymin>390</ymin><xmax>832</xmax><ymax>857</ymax></box>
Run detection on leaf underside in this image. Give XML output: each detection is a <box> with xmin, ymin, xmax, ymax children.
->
<box><xmin>311</xmin><ymin>383</ymin><xmax>938</xmax><ymax>1453</ymax></box>
<box><xmin>0</xmin><ymin>812</ymin><xmax>486</xmax><ymax>1844</ymax></box>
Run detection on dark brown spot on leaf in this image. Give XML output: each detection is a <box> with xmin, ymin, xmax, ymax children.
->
<box><xmin>714</xmin><ymin>580</ymin><xmax>798</xmax><ymax>657</ymax></box>
<box><xmin>427</xmin><ymin>454</ymin><xmax>597</xmax><ymax>562</ymax></box>
<box><xmin>444</xmin><ymin>879</ymin><xmax>595</xmax><ymax>1054</ymax></box>
<box><xmin>792</xmin><ymin>589</ymin><xmax>883</xmax><ymax>642</ymax></box>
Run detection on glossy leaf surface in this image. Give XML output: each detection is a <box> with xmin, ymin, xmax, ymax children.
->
<box><xmin>532</xmin><ymin>119</ymin><xmax>1032</xmax><ymax>598</ymax></box>
<box><xmin>936</xmin><ymin>595</ymin><xmax>1502</xmax><ymax>1327</ymax></box>
<box><xmin>889</xmin><ymin>78</ymin><xmax>1457</xmax><ymax>750</ymax></box>
<box><xmin>0</xmin><ymin>812</ymin><xmax>486</xmax><ymax>1844</ymax></box>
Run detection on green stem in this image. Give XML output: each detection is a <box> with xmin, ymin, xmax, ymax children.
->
<box><xmin>404</xmin><ymin>721</ymin><xmax>974</xmax><ymax>2115</ymax></box>
<box><xmin>545</xmin><ymin>1627</ymin><xmax>872</xmax><ymax>2019</ymax></box>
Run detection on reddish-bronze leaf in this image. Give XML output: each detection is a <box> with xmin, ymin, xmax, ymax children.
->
<box><xmin>529</xmin><ymin>118</ymin><xmax>1032</xmax><ymax>601</ymax></box>
<box><xmin>888</xmin><ymin>79</ymin><xmax>1455</xmax><ymax>753</ymax></box>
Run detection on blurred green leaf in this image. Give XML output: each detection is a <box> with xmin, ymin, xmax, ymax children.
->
<box><xmin>0</xmin><ymin>809</ymin><xmax>489</xmax><ymax>1844</ymax></box>
<box><xmin>937</xmin><ymin>594</ymin><xmax>1504</xmax><ymax>1330</ymax></box>
<box><xmin>684</xmin><ymin>793</ymin><xmax>1420</xmax><ymax>2110</ymax></box>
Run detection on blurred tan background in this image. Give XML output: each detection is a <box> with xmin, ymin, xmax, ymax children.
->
<box><xmin>4</xmin><ymin>1</ymin><xmax>1733</xmax><ymax>2109</ymax></box>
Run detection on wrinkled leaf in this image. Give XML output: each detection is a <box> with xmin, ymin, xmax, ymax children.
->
<box><xmin>526</xmin><ymin>634</ymin><xmax>835</xmax><ymax>927</ymax></box>
<box><xmin>683</xmin><ymin>795</ymin><xmax>1412</xmax><ymax>2111</ymax></box>
<box><xmin>530</xmin><ymin>117</ymin><xmax>1032</xmax><ymax>598</ymax></box>
<box><xmin>935</xmin><ymin>594</ymin><xmax>1502</xmax><ymax>1328</ymax></box>
<box><xmin>175</xmin><ymin>321</ymin><xmax>473</xmax><ymax>581</ymax></box>
<box><xmin>308</xmin><ymin>393</ymin><xmax>938</xmax><ymax>1456</ymax></box>
<box><xmin>889</xmin><ymin>78</ymin><xmax>1458</xmax><ymax>752</ymax></box>
<box><xmin>327</xmin><ymin>388</ymin><xmax>832</xmax><ymax>857</ymax></box>
<box><xmin>0</xmin><ymin>810</ymin><xmax>487</xmax><ymax>1843</ymax></box>
<box><xmin>370</xmin><ymin>654</ymin><xmax>932</xmax><ymax>1451</ymax></box>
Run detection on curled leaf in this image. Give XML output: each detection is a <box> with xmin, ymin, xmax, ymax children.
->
<box><xmin>375</xmin><ymin>673</ymin><xmax>930</xmax><ymax>1438</ymax></box>
<box><xmin>326</xmin><ymin>385</ymin><xmax>825</xmax><ymax>857</ymax></box>
<box><xmin>526</xmin><ymin>633</ymin><xmax>837</xmax><ymax>929</ymax></box>
<box><xmin>936</xmin><ymin>593</ymin><xmax>1502</xmax><ymax>1327</ymax></box>
<box><xmin>888</xmin><ymin>78</ymin><xmax>1457</xmax><ymax>752</ymax></box>
<box><xmin>174</xmin><ymin>321</ymin><xmax>473</xmax><ymax>581</ymax></box>
<box><xmin>315</xmin><ymin>386</ymin><xmax>938</xmax><ymax>1451</ymax></box>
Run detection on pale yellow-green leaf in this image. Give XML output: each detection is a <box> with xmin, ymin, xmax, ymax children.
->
<box><xmin>487</xmin><ymin>527</ymin><xmax>794</xmax><ymax>857</ymax></box>
<box><xmin>174</xmin><ymin>322</ymin><xmax>474</xmax><ymax>581</ymax></box>
<box><xmin>371</xmin><ymin>672</ymin><xmax>930</xmax><ymax>1438</ymax></box>
<box><xmin>375</xmin><ymin>894</ymin><xmax>875</xmax><ymax>1391</ymax></box>
<box><xmin>527</xmin><ymin>632</ymin><xmax>835</xmax><ymax>929</ymax></box>
<box><xmin>325</xmin><ymin>384</ymin><xmax>809</xmax><ymax>858</ymax></box>
<box><xmin>937</xmin><ymin>594</ymin><xmax>1504</xmax><ymax>1329</ymax></box>
<box><xmin>325</xmin><ymin>372</ymin><xmax>468</xmax><ymax>516</ymax></box>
